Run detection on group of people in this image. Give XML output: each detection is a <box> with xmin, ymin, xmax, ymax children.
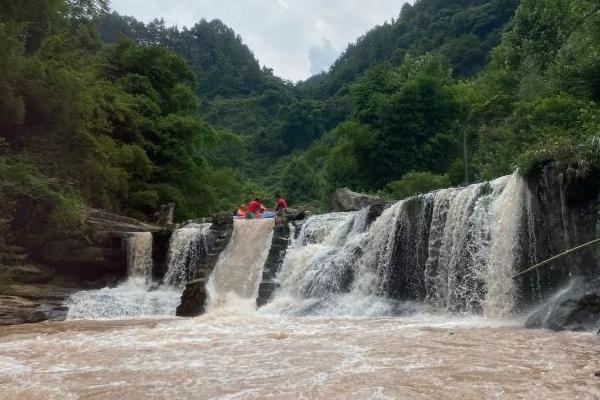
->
<box><xmin>236</xmin><ymin>194</ymin><xmax>288</xmax><ymax>219</ymax></box>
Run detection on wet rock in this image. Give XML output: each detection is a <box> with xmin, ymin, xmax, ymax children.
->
<box><xmin>257</xmin><ymin>223</ymin><xmax>291</xmax><ymax>307</ymax></box>
<box><xmin>213</xmin><ymin>211</ymin><xmax>234</xmax><ymax>227</ymax></box>
<box><xmin>331</xmin><ymin>188</ymin><xmax>381</xmax><ymax>212</ymax></box>
<box><xmin>0</xmin><ymin>282</ymin><xmax>77</xmax><ymax>325</ymax></box>
<box><xmin>284</xmin><ymin>208</ymin><xmax>306</xmax><ymax>221</ymax></box>
<box><xmin>176</xmin><ymin>278</ymin><xmax>207</xmax><ymax>317</ymax></box>
<box><xmin>151</xmin><ymin>229</ymin><xmax>173</xmax><ymax>280</ymax></box>
<box><xmin>525</xmin><ymin>277</ymin><xmax>600</xmax><ymax>332</ymax></box>
<box><xmin>176</xmin><ymin>217</ymin><xmax>234</xmax><ymax>317</ymax></box>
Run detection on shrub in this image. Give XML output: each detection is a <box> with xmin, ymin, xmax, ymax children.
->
<box><xmin>386</xmin><ymin>171</ymin><xmax>452</xmax><ymax>200</ymax></box>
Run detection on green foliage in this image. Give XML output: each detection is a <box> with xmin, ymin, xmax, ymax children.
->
<box><xmin>299</xmin><ymin>0</ymin><xmax>519</xmax><ymax>98</ymax></box>
<box><xmin>0</xmin><ymin>151</ymin><xmax>85</xmax><ymax>243</ymax></box>
<box><xmin>349</xmin><ymin>54</ymin><xmax>464</xmax><ymax>186</ymax></box>
<box><xmin>386</xmin><ymin>172</ymin><xmax>452</xmax><ymax>200</ymax></box>
<box><xmin>4</xmin><ymin>0</ymin><xmax>600</xmax><ymax>247</ymax></box>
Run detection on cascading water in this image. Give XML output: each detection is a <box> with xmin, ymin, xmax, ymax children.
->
<box><xmin>262</xmin><ymin>206</ymin><xmax>419</xmax><ymax>316</ymax></box>
<box><xmin>164</xmin><ymin>223</ymin><xmax>212</xmax><ymax>287</ymax></box>
<box><xmin>205</xmin><ymin>219</ymin><xmax>274</xmax><ymax>312</ymax></box>
<box><xmin>265</xmin><ymin>173</ymin><xmax>527</xmax><ymax>318</ymax></box>
<box><xmin>126</xmin><ymin>232</ymin><xmax>154</xmax><ymax>279</ymax></box>
<box><xmin>65</xmin><ymin>278</ymin><xmax>182</xmax><ymax>319</ymax></box>
<box><xmin>66</xmin><ymin>232</ymin><xmax>181</xmax><ymax>320</ymax></box>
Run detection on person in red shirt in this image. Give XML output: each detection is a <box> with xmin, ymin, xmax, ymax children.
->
<box><xmin>247</xmin><ymin>198</ymin><xmax>265</xmax><ymax>218</ymax></box>
<box><xmin>275</xmin><ymin>194</ymin><xmax>288</xmax><ymax>213</ymax></box>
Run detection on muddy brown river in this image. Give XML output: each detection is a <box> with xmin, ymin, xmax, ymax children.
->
<box><xmin>0</xmin><ymin>314</ymin><xmax>598</xmax><ymax>399</ymax></box>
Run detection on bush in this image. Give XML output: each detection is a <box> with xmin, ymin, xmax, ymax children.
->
<box><xmin>0</xmin><ymin>152</ymin><xmax>85</xmax><ymax>244</ymax></box>
<box><xmin>386</xmin><ymin>171</ymin><xmax>452</xmax><ymax>200</ymax></box>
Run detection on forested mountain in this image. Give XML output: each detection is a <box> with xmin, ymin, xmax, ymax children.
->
<box><xmin>99</xmin><ymin>12</ymin><xmax>289</xmax><ymax>100</ymax></box>
<box><xmin>299</xmin><ymin>0</ymin><xmax>519</xmax><ymax>98</ymax></box>
<box><xmin>0</xmin><ymin>0</ymin><xmax>252</xmax><ymax>249</ymax></box>
<box><xmin>2</xmin><ymin>0</ymin><xmax>600</xmax><ymax>250</ymax></box>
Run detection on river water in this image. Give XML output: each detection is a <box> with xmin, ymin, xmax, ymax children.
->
<box><xmin>0</xmin><ymin>314</ymin><xmax>598</xmax><ymax>400</ymax></box>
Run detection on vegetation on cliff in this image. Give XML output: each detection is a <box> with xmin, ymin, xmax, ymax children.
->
<box><xmin>1</xmin><ymin>0</ymin><xmax>600</xmax><ymax>247</ymax></box>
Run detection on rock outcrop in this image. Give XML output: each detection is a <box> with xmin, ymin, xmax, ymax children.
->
<box><xmin>41</xmin><ymin>209</ymin><xmax>163</xmax><ymax>279</ymax></box>
<box><xmin>1</xmin><ymin>208</ymin><xmax>162</xmax><ymax>326</ymax></box>
<box><xmin>516</xmin><ymin>166</ymin><xmax>600</xmax><ymax>307</ymax></box>
<box><xmin>331</xmin><ymin>188</ymin><xmax>382</xmax><ymax>212</ymax></box>
<box><xmin>0</xmin><ymin>246</ymin><xmax>99</xmax><ymax>325</ymax></box>
<box><xmin>525</xmin><ymin>277</ymin><xmax>600</xmax><ymax>333</ymax></box>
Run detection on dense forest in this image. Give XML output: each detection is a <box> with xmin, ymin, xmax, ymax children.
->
<box><xmin>1</xmin><ymin>0</ymin><xmax>600</xmax><ymax>249</ymax></box>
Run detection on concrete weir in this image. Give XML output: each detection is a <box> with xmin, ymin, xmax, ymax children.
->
<box><xmin>257</xmin><ymin>219</ymin><xmax>292</xmax><ymax>307</ymax></box>
<box><xmin>176</xmin><ymin>213</ymin><xmax>298</xmax><ymax>316</ymax></box>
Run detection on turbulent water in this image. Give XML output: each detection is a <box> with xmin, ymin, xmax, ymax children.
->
<box><xmin>206</xmin><ymin>219</ymin><xmax>275</xmax><ymax>311</ymax></box>
<box><xmin>263</xmin><ymin>207</ymin><xmax>414</xmax><ymax>317</ymax></box>
<box><xmin>265</xmin><ymin>173</ymin><xmax>528</xmax><ymax>318</ymax></box>
<box><xmin>65</xmin><ymin>278</ymin><xmax>182</xmax><ymax>319</ymax></box>
<box><xmin>0</xmin><ymin>316</ymin><xmax>598</xmax><ymax>400</ymax></box>
<box><xmin>164</xmin><ymin>223</ymin><xmax>212</xmax><ymax>287</ymax></box>
<box><xmin>126</xmin><ymin>232</ymin><xmax>154</xmax><ymax>278</ymax></box>
<box><xmin>67</xmin><ymin>231</ymin><xmax>183</xmax><ymax>320</ymax></box>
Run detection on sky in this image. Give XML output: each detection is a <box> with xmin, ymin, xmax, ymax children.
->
<box><xmin>109</xmin><ymin>0</ymin><xmax>408</xmax><ymax>82</ymax></box>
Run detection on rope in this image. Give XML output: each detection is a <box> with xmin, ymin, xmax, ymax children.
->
<box><xmin>512</xmin><ymin>238</ymin><xmax>600</xmax><ymax>280</ymax></box>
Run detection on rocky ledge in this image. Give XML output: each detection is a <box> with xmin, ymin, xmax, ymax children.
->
<box><xmin>0</xmin><ymin>246</ymin><xmax>113</xmax><ymax>325</ymax></box>
<box><xmin>331</xmin><ymin>188</ymin><xmax>382</xmax><ymax>212</ymax></box>
<box><xmin>525</xmin><ymin>277</ymin><xmax>600</xmax><ymax>333</ymax></box>
<box><xmin>1</xmin><ymin>208</ymin><xmax>164</xmax><ymax>326</ymax></box>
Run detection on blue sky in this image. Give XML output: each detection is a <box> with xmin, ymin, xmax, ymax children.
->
<box><xmin>110</xmin><ymin>0</ymin><xmax>408</xmax><ymax>81</ymax></box>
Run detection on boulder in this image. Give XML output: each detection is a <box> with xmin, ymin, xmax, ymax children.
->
<box><xmin>525</xmin><ymin>277</ymin><xmax>600</xmax><ymax>332</ymax></box>
<box><xmin>284</xmin><ymin>208</ymin><xmax>307</xmax><ymax>221</ymax></box>
<box><xmin>331</xmin><ymin>188</ymin><xmax>382</xmax><ymax>212</ymax></box>
<box><xmin>213</xmin><ymin>211</ymin><xmax>234</xmax><ymax>227</ymax></box>
<box><xmin>176</xmin><ymin>278</ymin><xmax>207</xmax><ymax>317</ymax></box>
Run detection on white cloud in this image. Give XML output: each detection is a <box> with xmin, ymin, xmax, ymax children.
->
<box><xmin>109</xmin><ymin>0</ymin><xmax>406</xmax><ymax>82</ymax></box>
<box><xmin>309</xmin><ymin>38</ymin><xmax>337</xmax><ymax>75</ymax></box>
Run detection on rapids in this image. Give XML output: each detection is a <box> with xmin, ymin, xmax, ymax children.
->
<box><xmin>0</xmin><ymin>316</ymin><xmax>598</xmax><ymax>399</ymax></box>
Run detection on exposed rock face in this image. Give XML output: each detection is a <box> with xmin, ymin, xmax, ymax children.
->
<box><xmin>175</xmin><ymin>278</ymin><xmax>208</xmax><ymax>318</ymax></box>
<box><xmin>516</xmin><ymin>167</ymin><xmax>600</xmax><ymax>308</ymax></box>
<box><xmin>176</xmin><ymin>213</ymin><xmax>234</xmax><ymax>317</ymax></box>
<box><xmin>41</xmin><ymin>209</ymin><xmax>163</xmax><ymax>279</ymax></box>
<box><xmin>257</xmin><ymin>219</ymin><xmax>291</xmax><ymax>307</ymax></box>
<box><xmin>2</xmin><ymin>209</ymin><xmax>162</xmax><ymax>326</ymax></box>
<box><xmin>0</xmin><ymin>246</ymin><xmax>99</xmax><ymax>325</ymax></box>
<box><xmin>525</xmin><ymin>278</ymin><xmax>600</xmax><ymax>332</ymax></box>
<box><xmin>331</xmin><ymin>188</ymin><xmax>382</xmax><ymax>212</ymax></box>
<box><xmin>151</xmin><ymin>229</ymin><xmax>173</xmax><ymax>280</ymax></box>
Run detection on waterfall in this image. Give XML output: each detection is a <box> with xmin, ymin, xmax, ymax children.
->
<box><xmin>164</xmin><ymin>223</ymin><xmax>212</xmax><ymax>287</ymax></box>
<box><xmin>205</xmin><ymin>219</ymin><xmax>274</xmax><ymax>312</ymax></box>
<box><xmin>264</xmin><ymin>173</ymin><xmax>527</xmax><ymax>318</ymax></box>
<box><xmin>126</xmin><ymin>232</ymin><xmax>154</xmax><ymax>279</ymax></box>
<box><xmin>67</xmin><ymin>231</ymin><xmax>183</xmax><ymax>320</ymax></box>
<box><xmin>262</xmin><ymin>207</ymin><xmax>417</xmax><ymax>316</ymax></box>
